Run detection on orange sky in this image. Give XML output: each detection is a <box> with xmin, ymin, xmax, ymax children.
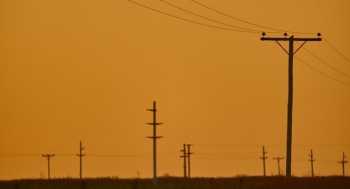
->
<box><xmin>0</xmin><ymin>0</ymin><xmax>350</xmax><ymax>180</ymax></box>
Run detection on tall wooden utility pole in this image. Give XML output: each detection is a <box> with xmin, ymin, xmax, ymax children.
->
<box><xmin>308</xmin><ymin>149</ymin><xmax>315</xmax><ymax>177</ymax></box>
<box><xmin>260</xmin><ymin>146</ymin><xmax>268</xmax><ymax>176</ymax></box>
<box><xmin>42</xmin><ymin>154</ymin><xmax>55</xmax><ymax>179</ymax></box>
<box><xmin>273</xmin><ymin>157</ymin><xmax>284</xmax><ymax>176</ymax></box>
<box><xmin>77</xmin><ymin>141</ymin><xmax>85</xmax><ymax>180</ymax></box>
<box><xmin>261</xmin><ymin>33</ymin><xmax>322</xmax><ymax>178</ymax></box>
<box><xmin>180</xmin><ymin>144</ymin><xmax>187</xmax><ymax>178</ymax></box>
<box><xmin>338</xmin><ymin>151</ymin><xmax>348</xmax><ymax>177</ymax></box>
<box><xmin>187</xmin><ymin>144</ymin><xmax>193</xmax><ymax>178</ymax></box>
<box><xmin>146</xmin><ymin>101</ymin><xmax>163</xmax><ymax>185</ymax></box>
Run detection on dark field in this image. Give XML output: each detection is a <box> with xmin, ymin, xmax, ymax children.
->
<box><xmin>1</xmin><ymin>176</ymin><xmax>349</xmax><ymax>189</ymax></box>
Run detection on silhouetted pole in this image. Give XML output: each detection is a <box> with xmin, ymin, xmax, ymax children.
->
<box><xmin>338</xmin><ymin>151</ymin><xmax>348</xmax><ymax>177</ymax></box>
<box><xmin>261</xmin><ymin>33</ymin><xmax>322</xmax><ymax>178</ymax></box>
<box><xmin>146</xmin><ymin>101</ymin><xmax>163</xmax><ymax>185</ymax></box>
<box><xmin>273</xmin><ymin>157</ymin><xmax>284</xmax><ymax>176</ymax></box>
<box><xmin>187</xmin><ymin>144</ymin><xmax>193</xmax><ymax>178</ymax></box>
<box><xmin>308</xmin><ymin>149</ymin><xmax>315</xmax><ymax>177</ymax></box>
<box><xmin>260</xmin><ymin>146</ymin><xmax>268</xmax><ymax>176</ymax></box>
<box><xmin>77</xmin><ymin>141</ymin><xmax>85</xmax><ymax>180</ymax></box>
<box><xmin>42</xmin><ymin>154</ymin><xmax>55</xmax><ymax>179</ymax></box>
<box><xmin>180</xmin><ymin>144</ymin><xmax>187</xmax><ymax>178</ymax></box>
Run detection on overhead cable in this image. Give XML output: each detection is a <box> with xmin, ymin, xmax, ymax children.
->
<box><xmin>323</xmin><ymin>35</ymin><xmax>350</xmax><ymax>64</ymax></box>
<box><xmin>127</xmin><ymin>0</ymin><xmax>259</xmax><ymax>33</ymax></box>
<box><xmin>190</xmin><ymin>0</ymin><xmax>317</xmax><ymax>35</ymax></box>
<box><xmin>160</xmin><ymin>0</ymin><xmax>266</xmax><ymax>33</ymax></box>
<box><xmin>295</xmin><ymin>56</ymin><xmax>350</xmax><ymax>86</ymax></box>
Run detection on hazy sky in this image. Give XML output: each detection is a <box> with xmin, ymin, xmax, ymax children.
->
<box><xmin>1</xmin><ymin>0</ymin><xmax>349</xmax><ymax>180</ymax></box>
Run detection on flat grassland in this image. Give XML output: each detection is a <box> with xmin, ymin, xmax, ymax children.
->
<box><xmin>0</xmin><ymin>176</ymin><xmax>349</xmax><ymax>189</ymax></box>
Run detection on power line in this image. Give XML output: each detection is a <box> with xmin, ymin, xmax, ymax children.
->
<box><xmin>194</xmin><ymin>144</ymin><xmax>274</xmax><ymax>147</ymax></box>
<box><xmin>323</xmin><ymin>35</ymin><xmax>350</xmax><ymax>64</ymax></box>
<box><xmin>194</xmin><ymin>144</ymin><xmax>350</xmax><ymax>147</ymax></box>
<box><xmin>161</xmin><ymin>0</ymin><xmax>350</xmax><ymax>82</ymax></box>
<box><xmin>193</xmin><ymin>156</ymin><xmax>257</xmax><ymax>161</ymax></box>
<box><xmin>194</xmin><ymin>154</ymin><xmax>257</xmax><ymax>159</ymax></box>
<box><xmin>265</xmin><ymin>34</ymin><xmax>350</xmax><ymax>86</ymax></box>
<box><xmin>127</xmin><ymin>0</ymin><xmax>259</xmax><ymax>33</ymax></box>
<box><xmin>128</xmin><ymin>0</ymin><xmax>349</xmax><ymax>87</ymax></box>
<box><xmin>0</xmin><ymin>153</ymin><xmax>42</xmax><ymax>157</ymax></box>
<box><xmin>86</xmin><ymin>154</ymin><xmax>177</xmax><ymax>158</ymax></box>
<box><xmin>0</xmin><ymin>153</ymin><xmax>76</xmax><ymax>157</ymax></box>
<box><xmin>129</xmin><ymin>0</ymin><xmax>349</xmax><ymax>83</ymax></box>
<box><xmin>85</xmin><ymin>154</ymin><xmax>149</xmax><ymax>158</ymax></box>
<box><xmin>190</xmin><ymin>0</ymin><xmax>317</xmax><ymax>35</ymax></box>
<box><xmin>295</xmin><ymin>56</ymin><xmax>350</xmax><ymax>86</ymax></box>
<box><xmin>0</xmin><ymin>147</ymin><xmax>75</xmax><ymax>150</ymax></box>
<box><xmin>160</xmin><ymin>0</ymin><xmax>265</xmax><ymax>33</ymax></box>
<box><xmin>300</xmin><ymin>45</ymin><xmax>350</xmax><ymax>79</ymax></box>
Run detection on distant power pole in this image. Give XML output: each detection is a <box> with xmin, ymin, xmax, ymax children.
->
<box><xmin>146</xmin><ymin>101</ymin><xmax>163</xmax><ymax>185</ymax></box>
<box><xmin>187</xmin><ymin>144</ymin><xmax>193</xmax><ymax>178</ymax></box>
<box><xmin>261</xmin><ymin>33</ymin><xmax>322</xmax><ymax>178</ymax></box>
<box><xmin>77</xmin><ymin>141</ymin><xmax>85</xmax><ymax>180</ymax></box>
<box><xmin>338</xmin><ymin>151</ymin><xmax>348</xmax><ymax>177</ymax></box>
<box><xmin>308</xmin><ymin>149</ymin><xmax>315</xmax><ymax>177</ymax></box>
<box><xmin>260</xmin><ymin>146</ymin><xmax>268</xmax><ymax>176</ymax></box>
<box><xmin>273</xmin><ymin>157</ymin><xmax>284</xmax><ymax>176</ymax></box>
<box><xmin>180</xmin><ymin>144</ymin><xmax>187</xmax><ymax>178</ymax></box>
<box><xmin>42</xmin><ymin>154</ymin><xmax>55</xmax><ymax>179</ymax></box>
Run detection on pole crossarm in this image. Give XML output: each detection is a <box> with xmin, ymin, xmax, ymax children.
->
<box><xmin>147</xmin><ymin>136</ymin><xmax>163</xmax><ymax>139</ymax></box>
<box><xmin>261</xmin><ymin>37</ymin><xmax>321</xmax><ymax>55</ymax></box>
<box><xmin>146</xmin><ymin>123</ymin><xmax>163</xmax><ymax>125</ymax></box>
<box><xmin>261</xmin><ymin>37</ymin><xmax>322</xmax><ymax>41</ymax></box>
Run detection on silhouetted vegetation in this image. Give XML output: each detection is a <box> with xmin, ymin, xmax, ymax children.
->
<box><xmin>0</xmin><ymin>176</ymin><xmax>349</xmax><ymax>189</ymax></box>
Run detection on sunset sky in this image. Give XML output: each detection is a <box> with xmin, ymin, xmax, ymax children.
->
<box><xmin>1</xmin><ymin>0</ymin><xmax>349</xmax><ymax>180</ymax></box>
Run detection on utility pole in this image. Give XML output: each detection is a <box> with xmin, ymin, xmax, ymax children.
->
<box><xmin>42</xmin><ymin>154</ymin><xmax>55</xmax><ymax>179</ymax></box>
<box><xmin>273</xmin><ymin>157</ymin><xmax>284</xmax><ymax>176</ymax></box>
<box><xmin>180</xmin><ymin>144</ymin><xmax>187</xmax><ymax>178</ymax></box>
<box><xmin>260</xmin><ymin>146</ymin><xmax>268</xmax><ymax>176</ymax></box>
<box><xmin>338</xmin><ymin>151</ymin><xmax>348</xmax><ymax>177</ymax></box>
<box><xmin>261</xmin><ymin>33</ymin><xmax>321</xmax><ymax>178</ymax></box>
<box><xmin>308</xmin><ymin>149</ymin><xmax>315</xmax><ymax>177</ymax></box>
<box><xmin>187</xmin><ymin>144</ymin><xmax>193</xmax><ymax>178</ymax></box>
<box><xmin>77</xmin><ymin>141</ymin><xmax>85</xmax><ymax>180</ymax></box>
<box><xmin>146</xmin><ymin>101</ymin><xmax>163</xmax><ymax>185</ymax></box>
